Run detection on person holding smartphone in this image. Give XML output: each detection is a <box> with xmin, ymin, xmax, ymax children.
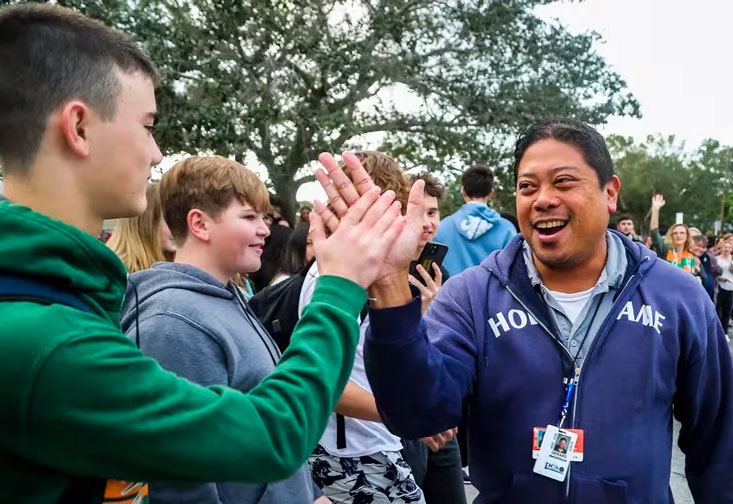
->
<box><xmin>403</xmin><ymin>174</ymin><xmax>467</xmax><ymax>504</ymax></box>
<box><xmin>408</xmin><ymin>174</ymin><xmax>450</xmax><ymax>315</ymax></box>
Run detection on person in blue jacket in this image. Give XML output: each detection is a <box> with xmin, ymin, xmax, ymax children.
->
<box><xmin>434</xmin><ymin>164</ymin><xmax>516</xmax><ymax>276</ymax></box>
<box><xmin>314</xmin><ymin>119</ymin><xmax>733</xmax><ymax>504</ymax></box>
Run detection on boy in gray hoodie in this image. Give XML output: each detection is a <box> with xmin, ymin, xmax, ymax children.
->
<box><xmin>121</xmin><ymin>156</ymin><xmax>314</xmax><ymax>503</ymax></box>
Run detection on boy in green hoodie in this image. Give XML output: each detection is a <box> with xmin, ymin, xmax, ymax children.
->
<box><xmin>0</xmin><ymin>4</ymin><xmax>410</xmax><ymax>503</ymax></box>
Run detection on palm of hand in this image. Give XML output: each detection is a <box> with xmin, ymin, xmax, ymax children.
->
<box><xmin>377</xmin><ymin>216</ymin><xmax>421</xmax><ymax>281</ymax></box>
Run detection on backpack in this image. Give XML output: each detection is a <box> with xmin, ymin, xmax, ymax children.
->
<box><xmin>248</xmin><ymin>260</ymin><xmax>314</xmax><ymax>353</ymax></box>
<box><xmin>0</xmin><ymin>273</ymin><xmax>148</xmax><ymax>504</ymax></box>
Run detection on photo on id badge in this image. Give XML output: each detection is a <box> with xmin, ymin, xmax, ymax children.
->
<box><xmin>532</xmin><ymin>425</ymin><xmax>578</xmax><ymax>482</ymax></box>
<box><xmin>532</xmin><ymin>426</ymin><xmax>584</xmax><ymax>462</ymax></box>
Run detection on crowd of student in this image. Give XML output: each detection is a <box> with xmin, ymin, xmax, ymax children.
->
<box><xmin>2</xmin><ymin>4</ymin><xmax>733</xmax><ymax>504</ymax></box>
<box><xmin>615</xmin><ymin>196</ymin><xmax>733</xmax><ymax>341</ymax></box>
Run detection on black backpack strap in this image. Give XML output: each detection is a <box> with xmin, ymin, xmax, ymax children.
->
<box><xmin>0</xmin><ymin>273</ymin><xmax>92</xmax><ymax>313</ymax></box>
<box><xmin>336</xmin><ymin>413</ymin><xmax>347</xmax><ymax>450</ymax></box>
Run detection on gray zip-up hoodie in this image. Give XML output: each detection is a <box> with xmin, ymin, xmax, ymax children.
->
<box><xmin>120</xmin><ymin>262</ymin><xmax>313</xmax><ymax>504</ymax></box>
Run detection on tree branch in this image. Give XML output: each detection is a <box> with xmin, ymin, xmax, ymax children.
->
<box><xmin>295</xmin><ymin>174</ymin><xmax>316</xmax><ymax>185</ymax></box>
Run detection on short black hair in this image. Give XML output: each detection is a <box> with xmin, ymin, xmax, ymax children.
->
<box><xmin>0</xmin><ymin>4</ymin><xmax>159</xmax><ymax>172</ymax></box>
<box><xmin>617</xmin><ymin>215</ymin><xmax>634</xmax><ymax>224</ymax></box>
<box><xmin>513</xmin><ymin>118</ymin><xmax>614</xmax><ymax>187</ymax></box>
<box><xmin>461</xmin><ymin>164</ymin><xmax>494</xmax><ymax>198</ymax></box>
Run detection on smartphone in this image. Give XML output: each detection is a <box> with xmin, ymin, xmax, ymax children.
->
<box><xmin>409</xmin><ymin>241</ymin><xmax>448</xmax><ymax>283</ymax></box>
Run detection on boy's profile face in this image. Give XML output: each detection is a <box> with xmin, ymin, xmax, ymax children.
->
<box><xmin>208</xmin><ymin>198</ymin><xmax>270</xmax><ymax>276</ymax></box>
<box><xmin>78</xmin><ymin>69</ymin><xmax>163</xmax><ymax>220</ymax></box>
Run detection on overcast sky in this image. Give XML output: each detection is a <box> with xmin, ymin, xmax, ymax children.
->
<box><xmin>540</xmin><ymin>0</ymin><xmax>733</xmax><ymax>149</ymax></box>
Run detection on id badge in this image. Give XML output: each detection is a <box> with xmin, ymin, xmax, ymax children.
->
<box><xmin>532</xmin><ymin>425</ymin><xmax>578</xmax><ymax>482</ymax></box>
<box><xmin>532</xmin><ymin>426</ymin><xmax>584</xmax><ymax>461</ymax></box>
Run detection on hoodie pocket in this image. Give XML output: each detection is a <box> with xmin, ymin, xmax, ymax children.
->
<box><xmin>569</xmin><ymin>476</ymin><xmax>629</xmax><ymax>504</ymax></box>
<box><xmin>502</xmin><ymin>472</ymin><xmax>564</xmax><ymax>503</ymax></box>
<box><xmin>500</xmin><ymin>473</ymin><xmax>628</xmax><ymax>504</ymax></box>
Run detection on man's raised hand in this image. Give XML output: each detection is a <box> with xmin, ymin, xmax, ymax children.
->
<box><xmin>314</xmin><ymin>152</ymin><xmax>377</xmax><ymax>229</ymax></box>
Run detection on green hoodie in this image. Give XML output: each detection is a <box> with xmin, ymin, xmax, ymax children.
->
<box><xmin>0</xmin><ymin>200</ymin><xmax>364</xmax><ymax>503</ymax></box>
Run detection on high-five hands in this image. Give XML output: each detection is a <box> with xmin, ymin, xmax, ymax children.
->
<box><xmin>314</xmin><ymin>152</ymin><xmax>425</xmax><ymax>286</ymax></box>
<box><xmin>309</xmin><ymin>183</ymin><xmax>406</xmax><ymax>289</ymax></box>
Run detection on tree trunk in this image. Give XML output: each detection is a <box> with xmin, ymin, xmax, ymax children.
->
<box><xmin>272</xmin><ymin>177</ymin><xmax>298</xmax><ymax>227</ymax></box>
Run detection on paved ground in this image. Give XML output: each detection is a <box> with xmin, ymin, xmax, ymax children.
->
<box><xmin>464</xmin><ymin>333</ymin><xmax>733</xmax><ymax>503</ymax></box>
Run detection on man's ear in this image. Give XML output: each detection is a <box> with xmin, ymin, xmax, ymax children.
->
<box><xmin>59</xmin><ymin>101</ymin><xmax>92</xmax><ymax>159</ymax></box>
<box><xmin>187</xmin><ymin>209</ymin><xmax>212</xmax><ymax>243</ymax></box>
<box><xmin>488</xmin><ymin>188</ymin><xmax>495</xmax><ymax>200</ymax></box>
<box><xmin>605</xmin><ymin>175</ymin><xmax>621</xmax><ymax>214</ymax></box>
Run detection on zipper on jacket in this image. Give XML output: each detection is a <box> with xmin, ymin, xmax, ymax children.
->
<box><xmin>502</xmin><ymin>282</ymin><xmax>577</xmax><ymax>498</ymax></box>
<box><xmin>563</xmin><ymin>268</ymin><xmax>644</xmax><ymax>498</ymax></box>
<box><xmin>569</xmin><ymin>269</ymin><xmax>643</xmax><ymax>428</ymax></box>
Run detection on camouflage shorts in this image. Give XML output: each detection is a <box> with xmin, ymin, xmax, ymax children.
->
<box><xmin>309</xmin><ymin>445</ymin><xmax>425</xmax><ymax>504</ymax></box>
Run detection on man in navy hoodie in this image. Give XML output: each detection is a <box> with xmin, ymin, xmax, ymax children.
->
<box><xmin>315</xmin><ymin>119</ymin><xmax>733</xmax><ymax>504</ymax></box>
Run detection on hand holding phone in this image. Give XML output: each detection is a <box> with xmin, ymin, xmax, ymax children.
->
<box><xmin>408</xmin><ymin>242</ymin><xmax>448</xmax><ymax>314</ymax></box>
<box><xmin>409</xmin><ymin>242</ymin><xmax>448</xmax><ymax>282</ymax></box>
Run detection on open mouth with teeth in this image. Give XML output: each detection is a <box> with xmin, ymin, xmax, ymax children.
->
<box><xmin>535</xmin><ymin>219</ymin><xmax>568</xmax><ymax>235</ymax></box>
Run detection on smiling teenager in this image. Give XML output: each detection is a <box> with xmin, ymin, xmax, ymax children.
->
<box><xmin>120</xmin><ymin>156</ymin><xmax>322</xmax><ymax>503</ymax></box>
<box><xmin>314</xmin><ymin>119</ymin><xmax>733</xmax><ymax>504</ymax></box>
<box><xmin>0</xmin><ymin>5</ymin><xmax>408</xmax><ymax>503</ymax></box>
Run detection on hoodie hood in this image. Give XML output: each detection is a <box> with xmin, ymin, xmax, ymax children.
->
<box><xmin>0</xmin><ymin>200</ymin><xmax>127</xmax><ymax>324</ymax></box>
<box><xmin>455</xmin><ymin>202</ymin><xmax>502</xmax><ymax>241</ymax></box>
<box><xmin>120</xmin><ymin>262</ymin><xmax>234</xmax><ymax>329</ymax></box>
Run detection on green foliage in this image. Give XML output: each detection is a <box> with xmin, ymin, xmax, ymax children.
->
<box><xmin>609</xmin><ymin>135</ymin><xmax>733</xmax><ymax>235</ymax></box>
<box><xmin>5</xmin><ymin>0</ymin><xmax>638</xmax><ymax>221</ymax></box>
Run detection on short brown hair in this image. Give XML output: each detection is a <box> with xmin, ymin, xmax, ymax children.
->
<box><xmin>0</xmin><ymin>4</ymin><xmax>159</xmax><ymax>172</ymax></box>
<box><xmin>411</xmin><ymin>174</ymin><xmax>444</xmax><ymax>200</ymax></box>
<box><xmin>347</xmin><ymin>152</ymin><xmax>410</xmax><ymax>209</ymax></box>
<box><xmin>160</xmin><ymin>156</ymin><xmax>270</xmax><ymax>244</ymax></box>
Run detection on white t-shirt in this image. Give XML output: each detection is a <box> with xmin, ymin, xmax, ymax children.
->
<box><xmin>547</xmin><ymin>285</ymin><xmax>596</xmax><ymax>328</ymax></box>
<box><xmin>718</xmin><ymin>256</ymin><xmax>733</xmax><ymax>291</ymax></box>
<box><xmin>298</xmin><ymin>262</ymin><xmax>403</xmax><ymax>457</ymax></box>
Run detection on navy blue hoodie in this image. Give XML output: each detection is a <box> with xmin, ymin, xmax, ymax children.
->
<box><xmin>365</xmin><ymin>231</ymin><xmax>733</xmax><ymax>504</ymax></box>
